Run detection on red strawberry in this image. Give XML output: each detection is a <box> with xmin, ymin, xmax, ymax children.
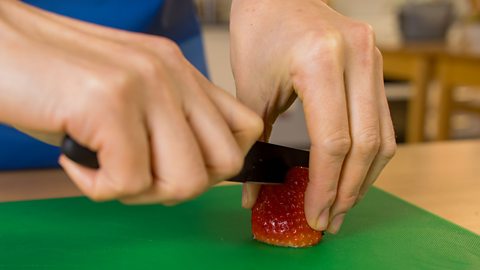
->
<box><xmin>251</xmin><ymin>166</ymin><xmax>323</xmax><ymax>248</ymax></box>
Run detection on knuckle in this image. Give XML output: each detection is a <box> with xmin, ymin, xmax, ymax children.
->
<box><xmin>226</xmin><ymin>149</ymin><xmax>245</xmax><ymax>175</ymax></box>
<box><xmin>310</xmin><ymin>30</ymin><xmax>343</xmax><ymax>54</ymax></box>
<box><xmin>374</xmin><ymin>47</ymin><xmax>383</xmax><ymax>62</ymax></box>
<box><xmin>292</xmin><ymin>30</ymin><xmax>343</xmax><ymax>72</ymax></box>
<box><xmin>105</xmin><ymin>69</ymin><xmax>136</xmax><ymax>93</ymax></box>
<box><xmin>210</xmin><ymin>149</ymin><xmax>244</xmax><ymax>179</ymax></box>
<box><xmin>153</xmin><ymin>38</ymin><xmax>185</xmax><ymax>68</ymax></box>
<box><xmin>163</xmin><ymin>177</ymin><xmax>208</xmax><ymax>202</ymax></box>
<box><xmin>349</xmin><ymin>22</ymin><xmax>376</xmax><ymax>50</ymax></box>
<box><xmin>87</xmin><ymin>69</ymin><xmax>137</xmax><ymax>110</ymax></box>
<box><xmin>246</xmin><ymin>113</ymin><xmax>264</xmax><ymax>140</ymax></box>
<box><xmin>163</xmin><ymin>185</ymin><xmax>193</xmax><ymax>202</ymax></box>
<box><xmin>309</xmin><ymin>34</ymin><xmax>343</xmax><ymax>61</ymax></box>
<box><xmin>87</xmin><ymin>190</ymin><xmax>108</xmax><ymax>202</ymax></box>
<box><xmin>374</xmin><ymin>47</ymin><xmax>384</xmax><ymax>68</ymax></box>
<box><xmin>82</xmin><ymin>71</ymin><xmax>109</xmax><ymax>97</ymax></box>
<box><xmin>334</xmin><ymin>192</ymin><xmax>358</xmax><ymax>213</ymax></box>
<box><xmin>129</xmin><ymin>51</ymin><xmax>162</xmax><ymax>80</ymax></box>
<box><xmin>126</xmin><ymin>177</ymin><xmax>152</xmax><ymax>195</ymax></box>
<box><xmin>324</xmin><ymin>190</ymin><xmax>338</xmax><ymax>207</ymax></box>
<box><xmin>380</xmin><ymin>136</ymin><xmax>397</xmax><ymax>160</ymax></box>
<box><xmin>354</xmin><ymin>128</ymin><xmax>381</xmax><ymax>157</ymax></box>
<box><xmin>138</xmin><ymin>36</ymin><xmax>183</xmax><ymax>62</ymax></box>
<box><xmin>156</xmin><ymin>39</ymin><xmax>188</xmax><ymax>74</ymax></box>
<box><xmin>157</xmin><ymin>37</ymin><xmax>182</xmax><ymax>56</ymax></box>
<box><xmin>319</xmin><ymin>132</ymin><xmax>352</xmax><ymax>158</ymax></box>
<box><xmin>111</xmin><ymin>179</ymin><xmax>144</xmax><ymax>198</ymax></box>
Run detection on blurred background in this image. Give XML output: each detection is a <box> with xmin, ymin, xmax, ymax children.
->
<box><xmin>194</xmin><ymin>0</ymin><xmax>480</xmax><ymax>149</ymax></box>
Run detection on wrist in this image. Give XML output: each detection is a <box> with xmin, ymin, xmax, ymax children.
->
<box><xmin>232</xmin><ymin>0</ymin><xmax>329</xmax><ymax>7</ymax></box>
<box><xmin>231</xmin><ymin>0</ymin><xmax>330</xmax><ymax>18</ymax></box>
<box><xmin>0</xmin><ymin>1</ymin><xmax>34</xmax><ymax>36</ymax></box>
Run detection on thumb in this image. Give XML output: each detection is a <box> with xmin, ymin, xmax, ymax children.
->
<box><xmin>236</xmin><ymin>86</ymin><xmax>298</xmax><ymax>208</ymax></box>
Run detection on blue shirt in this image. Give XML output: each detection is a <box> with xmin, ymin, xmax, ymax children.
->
<box><xmin>0</xmin><ymin>0</ymin><xmax>208</xmax><ymax>170</ymax></box>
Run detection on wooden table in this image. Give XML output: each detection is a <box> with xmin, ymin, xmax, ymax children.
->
<box><xmin>1</xmin><ymin>140</ymin><xmax>479</xmax><ymax>234</ymax></box>
<box><xmin>375</xmin><ymin>139</ymin><xmax>480</xmax><ymax>234</ymax></box>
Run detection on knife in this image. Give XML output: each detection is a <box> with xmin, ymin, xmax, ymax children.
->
<box><xmin>61</xmin><ymin>136</ymin><xmax>309</xmax><ymax>185</ymax></box>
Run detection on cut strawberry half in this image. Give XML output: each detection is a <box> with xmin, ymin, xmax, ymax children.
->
<box><xmin>251</xmin><ymin>166</ymin><xmax>323</xmax><ymax>247</ymax></box>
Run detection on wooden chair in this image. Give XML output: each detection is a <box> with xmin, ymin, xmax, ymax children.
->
<box><xmin>382</xmin><ymin>47</ymin><xmax>435</xmax><ymax>143</ymax></box>
<box><xmin>381</xmin><ymin>43</ymin><xmax>446</xmax><ymax>143</ymax></box>
<box><xmin>436</xmin><ymin>54</ymin><xmax>480</xmax><ymax>140</ymax></box>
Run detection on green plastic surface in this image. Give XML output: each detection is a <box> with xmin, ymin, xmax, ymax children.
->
<box><xmin>0</xmin><ymin>186</ymin><xmax>478</xmax><ymax>269</ymax></box>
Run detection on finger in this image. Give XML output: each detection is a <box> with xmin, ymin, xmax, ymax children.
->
<box><xmin>294</xmin><ymin>37</ymin><xmax>351</xmax><ymax>232</ymax></box>
<box><xmin>59</xmin><ymin>155</ymin><xmax>96</xmax><ymax>193</ymax></box>
<box><xmin>61</xmin><ymin>109</ymin><xmax>152</xmax><ymax>201</ymax></box>
<box><xmin>182</xmin><ymin>82</ymin><xmax>246</xmax><ymax>182</ymax></box>
<box><xmin>242</xmin><ymin>183</ymin><xmax>262</xmax><ymax>208</ymax></box>
<box><xmin>232</xmin><ymin>89</ymin><xmax>269</xmax><ymax>209</ymax></box>
<box><xmin>239</xmin><ymin>129</ymin><xmax>265</xmax><ymax>209</ymax></box>
<box><xmin>227</xmin><ymin>68</ymin><xmax>272</xmax><ymax>209</ymax></box>
<box><xmin>204</xmin><ymin>85</ymin><xmax>264</xmax><ymax>155</ymax></box>
<box><xmin>357</xmin><ymin>49</ymin><xmax>397</xmax><ymax>201</ymax></box>
<box><xmin>120</xmin><ymin>88</ymin><xmax>209</xmax><ymax>205</ymax></box>
<box><xmin>195</xmin><ymin>73</ymin><xmax>264</xmax><ymax>209</ymax></box>
<box><xmin>327</xmin><ymin>35</ymin><xmax>380</xmax><ymax>234</ymax></box>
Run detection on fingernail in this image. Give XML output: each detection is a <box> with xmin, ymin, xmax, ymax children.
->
<box><xmin>315</xmin><ymin>208</ymin><xmax>330</xmax><ymax>231</ymax></box>
<box><xmin>328</xmin><ymin>213</ymin><xmax>346</xmax><ymax>234</ymax></box>
<box><xmin>242</xmin><ymin>185</ymin><xmax>249</xmax><ymax>208</ymax></box>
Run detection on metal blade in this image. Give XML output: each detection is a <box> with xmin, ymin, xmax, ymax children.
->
<box><xmin>227</xmin><ymin>141</ymin><xmax>309</xmax><ymax>184</ymax></box>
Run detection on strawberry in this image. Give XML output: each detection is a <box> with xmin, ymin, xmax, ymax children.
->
<box><xmin>251</xmin><ymin>166</ymin><xmax>323</xmax><ymax>248</ymax></box>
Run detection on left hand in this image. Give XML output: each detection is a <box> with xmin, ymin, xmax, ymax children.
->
<box><xmin>230</xmin><ymin>0</ymin><xmax>396</xmax><ymax>234</ymax></box>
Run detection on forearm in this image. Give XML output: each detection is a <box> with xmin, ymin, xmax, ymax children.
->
<box><xmin>0</xmin><ymin>1</ymin><xmax>79</xmax><ymax>144</ymax></box>
<box><xmin>0</xmin><ymin>2</ymin><xmax>59</xmax><ymax>143</ymax></box>
<box><xmin>230</xmin><ymin>0</ymin><xmax>331</xmax><ymax>35</ymax></box>
<box><xmin>0</xmin><ymin>0</ymin><xmax>32</xmax><ymax>126</ymax></box>
<box><xmin>231</xmin><ymin>0</ymin><xmax>329</xmax><ymax>12</ymax></box>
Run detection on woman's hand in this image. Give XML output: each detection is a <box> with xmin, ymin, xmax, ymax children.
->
<box><xmin>230</xmin><ymin>0</ymin><xmax>396</xmax><ymax>233</ymax></box>
<box><xmin>0</xmin><ymin>1</ymin><xmax>263</xmax><ymax>204</ymax></box>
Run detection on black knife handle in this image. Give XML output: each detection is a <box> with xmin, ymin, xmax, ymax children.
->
<box><xmin>61</xmin><ymin>136</ymin><xmax>304</xmax><ymax>185</ymax></box>
<box><xmin>61</xmin><ymin>135</ymin><xmax>99</xmax><ymax>169</ymax></box>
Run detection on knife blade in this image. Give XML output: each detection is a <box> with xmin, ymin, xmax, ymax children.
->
<box><xmin>61</xmin><ymin>135</ymin><xmax>309</xmax><ymax>184</ymax></box>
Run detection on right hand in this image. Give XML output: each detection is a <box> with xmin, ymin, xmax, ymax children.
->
<box><xmin>0</xmin><ymin>1</ymin><xmax>263</xmax><ymax>204</ymax></box>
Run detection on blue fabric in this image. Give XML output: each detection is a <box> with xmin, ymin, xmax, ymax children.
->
<box><xmin>0</xmin><ymin>126</ymin><xmax>61</xmax><ymax>170</ymax></box>
<box><xmin>1</xmin><ymin>0</ymin><xmax>208</xmax><ymax>170</ymax></box>
<box><xmin>22</xmin><ymin>0</ymin><xmax>209</xmax><ymax>75</ymax></box>
<box><xmin>23</xmin><ymin>0</ymin><xmax>166</xmax><ymax>31</ymax></box>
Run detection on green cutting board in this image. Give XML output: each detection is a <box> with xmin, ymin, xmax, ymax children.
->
<box><xmin>0</xmin><ymin>186</ymin><xmax>478</xmax><ymax>270</ymax></box>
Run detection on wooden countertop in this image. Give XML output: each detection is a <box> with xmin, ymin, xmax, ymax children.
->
<box><xmin>374</xmin><ymin>139</ymin><xmax>480</xmax><ymax>234</ymax></box>
<box><xmin>1</xmin><ymin>140</ymin><xmax>479</xmax><ymax>234</ymax></box>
